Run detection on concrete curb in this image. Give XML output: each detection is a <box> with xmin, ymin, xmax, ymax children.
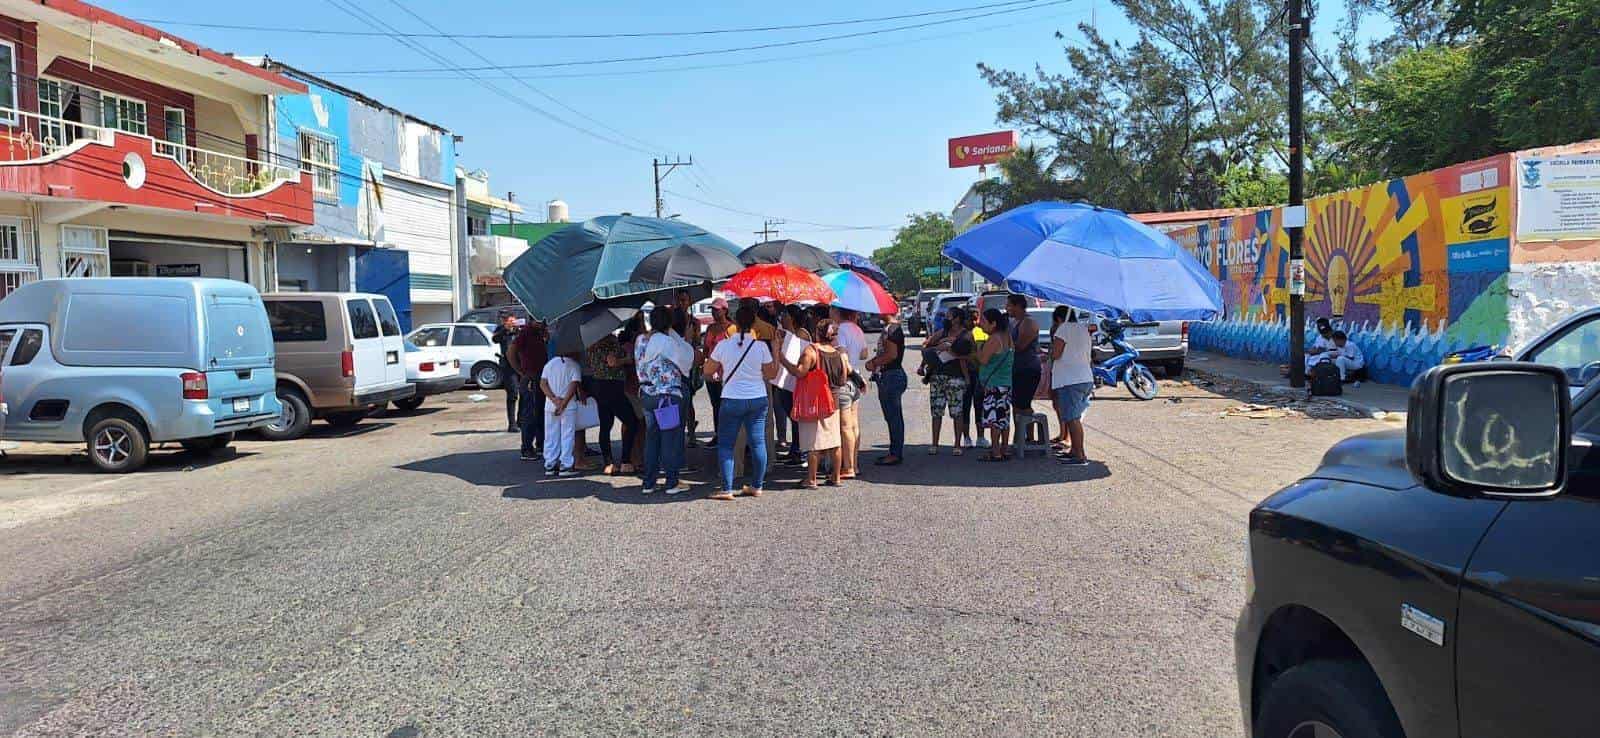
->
<box><xmin>1187</xmin><ymin>367</ymin><xmax>1407</xmax><ymax>422</ymax></box>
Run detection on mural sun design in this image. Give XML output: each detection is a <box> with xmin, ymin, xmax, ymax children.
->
<box><xmin>1307</xmin><ymin>198</ymin><xmax>1381</xmax><ymax>321</ymax></box>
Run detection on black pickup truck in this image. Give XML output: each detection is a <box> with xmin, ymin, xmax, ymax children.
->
<box><xmin>1236</xmin><ymin>308</ymin><xmax>1600</xmax><ymax>738</ymax></box>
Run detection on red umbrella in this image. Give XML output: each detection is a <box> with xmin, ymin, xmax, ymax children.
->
<box><xmin>723</xmin><ymin>263</ymin><xmax>837</xmax><ymax>304</ymax></box>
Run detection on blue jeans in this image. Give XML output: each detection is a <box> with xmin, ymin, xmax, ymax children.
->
<box><xmin>641</xmin><ymin>391</ymin><xmax>685</xmax><ymax>488</ymax></box>
<box><xmin>717</xmin><ymin>396</ymin><xmax>769</xmax><ymax>492</ymax></box>
<box><xmin>876</xmin><ymin>368</ymin><xmax>908</xmax><ymax>458</ymax></box>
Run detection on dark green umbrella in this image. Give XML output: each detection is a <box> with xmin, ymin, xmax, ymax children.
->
<box><xmin>503</xmin><ymin>215</ymin><xmax>741</xmax><ymax>322</ymax></box>
<box><xmin>546</xmin><ymin>283</ymin><xmax>715</xmax><ymax>354</ymax></box>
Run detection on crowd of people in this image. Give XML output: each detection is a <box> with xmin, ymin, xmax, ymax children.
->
<box><xmin>489</xmin><ymin>290</ymin><xmax>1098</xmax><ymax>499</ymax></box>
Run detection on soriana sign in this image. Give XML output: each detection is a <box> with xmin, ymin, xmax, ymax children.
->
<box><xmin>948</xmin><ymin>131</ymin><xmax>1018</xmax><ymax>168</ymax></box>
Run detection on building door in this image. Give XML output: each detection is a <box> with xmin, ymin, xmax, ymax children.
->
<box><xmin>355</xmin><ymin>247</ymin><xmax>412</xmax><ymax>332</ymax></box>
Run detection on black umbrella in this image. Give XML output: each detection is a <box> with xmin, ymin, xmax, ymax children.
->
<box><xmin>549</xmin><ymin>303</ymin><xmax>638</xmax><ymax>355</ymax></box>
<box><xmin>547</xmin><ymin>283</ymin><xmax>717</xmax><ymax>354</ymax></box>
<box><xmin>739</xmin><ymin>239</ymin><xmax>840</xmax><ymax>274</ymax></box>
<box><xmin>629</xmin><ymin>243</ymin><xmax>745</xmax><ymax>285</ymax></box>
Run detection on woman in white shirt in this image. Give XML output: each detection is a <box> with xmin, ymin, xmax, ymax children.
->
<box><xmin>702</xmin><ymin>303</ymin><xmax>779</xmax><ymax>500</ymax></box>
<box><xmin>1049</xmin><ymin>308</ymin><xmax>1096</xmax><ymax>466</ymax></box>
<box><xmin>635</xmin><ymin>304</ymin><xmax>696</xmax><ymax>495</ymax></box>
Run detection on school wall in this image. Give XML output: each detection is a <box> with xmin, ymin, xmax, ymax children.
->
<box><xmin>1506</xmin><ymin>140</ymin><xmax>1600</xmax><ymax>350</ymax></box>
<box><xmin>1175</xmin><ymin>153</ymin><xmax>1520</xmax><ymax>385</ymax></box>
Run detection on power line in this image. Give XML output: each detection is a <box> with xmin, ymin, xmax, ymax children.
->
<box><xmin>316</xmin><ymin>8</ymin><xmax>1083</xmax><ymax>81</ymax></box>
<box><xmin>135</xmin><ymin>0</ymin><xmax>1044</xmax><ymax>40</ymax></box>
<box><xmin>322</xmin><ymin>0</ymin><xmax>657</xmax><ymax>157</ymax></box>
<box><xmin>662</xmin><ymin>188</ymin><xmax>899</xmax><ymax>231</ymax></box>
<box><xmin>320</xmin><ymin>1</ymin><xmax>1071</xmax><ymax>74</ymax></box>
<box><xmin>377</xmin><ymin>0</ymin><xmax>671</xmax><ymax>155</ymax></box>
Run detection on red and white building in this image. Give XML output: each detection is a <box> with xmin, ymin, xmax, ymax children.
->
<box><xmin>0</xmin><ymin>0</ymin><xmax>312</xmax><ymax>298</ymax></box>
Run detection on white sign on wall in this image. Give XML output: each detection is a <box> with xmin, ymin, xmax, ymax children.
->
<box><xmin>1517</xmin><ymin>154</ymin><xmax>1600</xmax><ymax>241</ymax></box>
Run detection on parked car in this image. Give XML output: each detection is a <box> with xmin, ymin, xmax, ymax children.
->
<box><xmin>859</xmin><ymin>313</ymin><xmax>886</xmax><ymax>333</ymax></box>
<box><xmin>907</xmin><ymin>289</ymin><xmax>951</xmax><ymax>336</ymax></box>
<box><xmin>0</xmin><ymin>278</ymin><xmax>281</xmax><ymax>472</ymax></box>
<box><xmin>1235</xmin><ymin>309</ymin><xmax>1600</xmax><ymax>738</ymax></box>
<box><xmin>929</xmin><ymin>293</ymin><xmax>975</xmax><ymax>332</ymax></box>
<box><xmin>408</xmin><ymin>322</ymin><xmax>504</xmax><ymax>388</ymax></box>
<box><xmin>458</xmin><ymin>304</ymin><xmax>529</xmax><ymax>326</ymax></box>
<box><xmin>393</xmin><ymin>340</ymin><xmax>462</xmax><ymax>412</ymax></box>
<box><xmin>977</xmin><ymin>289</ymin><xmax>1049</xmax><ymax>317</ymax></box>
<box><xmin>1109</xmin><ymin>320</ymin><xmax>1188</xmax><ymax>375</ymax></box>
<box><xmin>260</xmin><ymin>293</ymin><xmax>413</xmax><ymax>441</ymax></box>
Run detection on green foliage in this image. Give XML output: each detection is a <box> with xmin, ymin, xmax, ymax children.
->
<box><xmin>873</xmin><ymin>212</ymin><xmax>957</xmax><ymax>293</ymax></box>
<box><xmin>973</xmin><ymin>145</ymin><xmax>1084</xmax><ymax>214</ymax></box>
<box><xmin>1462</xmin><ymin>0</ymin><xmax>1600</xmax><ymax>152</ymax></box>
<box><xmin>1346</xmin><ymin>45</ymin><xmax>1495</xmax><ymax>174</ymax></box>
<box><xmin>1218</xmin><ymin>163</ymin><xmax>1288</xmax><ymax>207</ymax></box>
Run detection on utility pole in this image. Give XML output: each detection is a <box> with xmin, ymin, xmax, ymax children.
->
<box><xmin>652</xmin><ymin>156</ymin><xmax>693</xmax><ymax>218</ymax></box>
<box><xmin>1286</xmin><ymin>0</ymin><xmax>1308</xmax><ymax>388</ymax></box>
<box><xmin>755</xmin><ymin>219</ymin><xmax>784</xmax><ymax>243</ymax></box>
<box><xmin>507</xmin><ymin>191</ymin><xmax>516</xmax><ymax>229</ymax></box>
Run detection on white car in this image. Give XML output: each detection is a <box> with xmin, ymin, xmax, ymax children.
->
<box><xmin>408</xmin><ymin>322</ymin><xmax>505</xmax><ymax>388</ymax></box>
<box><xmin>395</xmin><ymin>340</ymin><xmax>463</xmax><ymax>412</ymax></box>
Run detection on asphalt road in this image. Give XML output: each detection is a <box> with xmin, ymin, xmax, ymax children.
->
<box><xmin>0</xmin><ymin>356</ymin><xmax>1388</xmax><ymax>736</ymax></box>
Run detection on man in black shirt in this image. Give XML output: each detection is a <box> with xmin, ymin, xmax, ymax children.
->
<box><xmin>490</xmin><ymin>311</ymin><xmax>520</xmax><ymax>432</ymax></box>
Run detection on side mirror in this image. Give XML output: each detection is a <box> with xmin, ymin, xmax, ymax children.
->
<box><xmin>1406</xmin><ymin>362</ymin><xmax>1570</xmax><ymax>497</ymax></box>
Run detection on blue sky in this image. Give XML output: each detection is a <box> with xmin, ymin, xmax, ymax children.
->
<box><xmin>118</xmin><ymin>0</ymin><xmax>1128</xmax><ymax>253</ymax></box>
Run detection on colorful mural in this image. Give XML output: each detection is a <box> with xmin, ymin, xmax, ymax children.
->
<box><xmin>1172</xmin><ymin>154</ymin><xmax>1513</xmax><ymax>384</ymax></box>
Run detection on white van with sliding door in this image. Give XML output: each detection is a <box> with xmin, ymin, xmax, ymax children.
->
<box><xmin>259</xmin><ymin>293</ymin><xmax>413</xmax><ymax>440</ymax></box>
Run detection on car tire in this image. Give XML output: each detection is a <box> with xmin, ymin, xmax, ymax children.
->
<box><xmin>392</xmin><ymin>397</ymin><xmax>426</xmax><ymax>412</ymax></box>
<box><xmin>180</xmin><ymin>432</ymin><xmax>235</xmax><ymax>455</ymax></box>
<box><xmin>1254</xmin><ymin>660</ymin><xmax>1403</xmax><ymax>738</ymax></box>
<box><xmin>86</xmin><ymin>416</ymin><xmax>149</xmax><ymax>473</ymax></box>
<box><xmin>260</xmin><ymin>389</ymin><xmax>312</xmax><ymax>442</ymax></box>
<box><xmin>1164</xmin><ymin>359</ymin><xmax>1185</xmax><ymax>377</ymax></box>
<box><xmin>325</xmin><ymin>410</ymin><xmax>368</xmax><ymax>429</ymax></box>
<box><xmin>472</xmin><ymin>362</ymin><xmax>502</xmax><ymax>389</ymax></box>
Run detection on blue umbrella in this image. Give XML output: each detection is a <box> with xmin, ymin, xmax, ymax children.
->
<box><xmin>942</xmin><ymin>201</ymin><xmax>1223</xmax><ymax>322</ymax></box>
<box><xmin>829</xmin><ymin>250</ymin><xmax>889</xmax><ymax>285</ymax></box>
<box><xmin>503</xmin><ymin>215</ymin><xmax>741</xmax><ymax>322</ymax></box>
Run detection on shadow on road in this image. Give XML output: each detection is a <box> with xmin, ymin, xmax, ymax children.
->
<box><xmin>398</xmin><ymin>449</ymin><xmax>699</xmax><ymax>505</ymax></box>
<box><xmin>0</xmin><ymin>447</ymin><xmax>262</xmax><ymax>476</ymax></box>
<box><xmin>431</xmin><ymin>429</ymin><xmax>512</xmax><ymax>438</ymax></box>
<box><xmin>853</xmin><ymin>443</ymin><xmax>1112</xmax><ymax>487</ymax></box>
<box><xmin>300</xmin><ymin>421</ymin><xmax>396</xmax><ymax>440</ymax></box>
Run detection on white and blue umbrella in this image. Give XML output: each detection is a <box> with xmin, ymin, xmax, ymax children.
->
<box><xmin>942</xmin><ymin>201</ymin><xmax>1223</xmax><ymax>322</ymax></box>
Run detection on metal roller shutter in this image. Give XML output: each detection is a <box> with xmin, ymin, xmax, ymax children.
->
<box><xmin>385</xmin><ymin>175</ymin><xmax>455</xmax><ymax>309</ymax></box>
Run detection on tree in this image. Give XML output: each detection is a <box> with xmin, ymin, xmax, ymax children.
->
<box><xmin>972</xmin><ymin>145</ymin><xmax>1084</xmax><ymax>215</ymax></box>
<box><xmin>1458</xmin><ymin>0</ymin><xmax>1600</xmax><ymax>152</ymax></box>
<box><xmin>1218</xmin><ymin>163</ymin><xmax>1289</xmax><ymax>207</ymax></box>
<box><xmin>1343</xmin><ymin>45</ymin><xmax>1494</xmax><ymax>175</ymax></box>
<box><xmin>978</xmin><ymin>0</ymin><xmax>1289</xmax><ymax>212</ymax></box>
<box><xmin>873</xmin><ymin>212</ymin><xmax>957</xmax><ymax>293</ymax></box>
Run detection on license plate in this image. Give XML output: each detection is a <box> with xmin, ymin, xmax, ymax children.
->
<box><xmin>1127</xmin><ymin>327</ymin><xmax>1155</xmax><ymax>337</ymax></box>
<box><xmin>232</xmin><ymin>398</ymin><xmax>250</xmax><ymax>413</ymax></box>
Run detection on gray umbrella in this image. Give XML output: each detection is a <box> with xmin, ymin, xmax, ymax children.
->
<box><xmin>739</xmin><ymin>240</ymin><xmax>840</xmax><ymax>274</ymax></box>
<box><xmin>549</xmin><ymin>303</ymin><xmax>638</xmax><ymax>355</ymax></box>
<box><xmin>629</xmin><ymin>243</ymin><xmax>745</xmax><ymax>285</ymax></box>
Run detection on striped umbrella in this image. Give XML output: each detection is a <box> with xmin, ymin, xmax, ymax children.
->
<box><xmin>821</xmin><ymin>269</ymin><xmax>898</xmax><ymax>315</ymax></box>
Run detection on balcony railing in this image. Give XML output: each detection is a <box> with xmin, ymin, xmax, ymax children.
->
<box><xmin>0</xmin><ymin>106</ymin><xmax>299</xmax><ymax>197</ymax></box>
<box><xmin>0</xmin><ymin>105</ymin><xmax>115</xmax><ymax>160</ymax></box>
<box><xmin>152</xmin><ymin>139</ymin><xmax>300</xmax><ymax>196</ymax></box>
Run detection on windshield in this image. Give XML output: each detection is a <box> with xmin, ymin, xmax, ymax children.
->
<box><xmin>1525</xmin><ymin>316</ymin><xmax>1600</xmax><ymax>386</ymax></box>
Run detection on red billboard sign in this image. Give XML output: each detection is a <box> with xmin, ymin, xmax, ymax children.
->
<box><xmin>948</xmin><ymin>131</ymin><xmax>1018</xmax><ymax>168</ymax></box>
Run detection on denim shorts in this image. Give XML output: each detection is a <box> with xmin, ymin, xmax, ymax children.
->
<box><xmin>1055</xmin><ymin>382</ymin><xmax>1094</xmax><ymax>422</ymax></box>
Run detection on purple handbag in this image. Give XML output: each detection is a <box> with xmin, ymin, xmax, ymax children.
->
<box><xmin>652</xmin><ymin>395</ymin><xmax>682</xmax><ymax>431</ymax></box>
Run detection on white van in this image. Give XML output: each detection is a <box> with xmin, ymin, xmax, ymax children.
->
<box><xmin>259</xmin><ymin>293</ymin><xmax>412</xmax><ymax>440</ymax></box>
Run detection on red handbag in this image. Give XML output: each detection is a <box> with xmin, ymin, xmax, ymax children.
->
<box><xmin>790</xmin><ymin>367</ymin><xmax>837</xmax><ymax>422</ymax></box>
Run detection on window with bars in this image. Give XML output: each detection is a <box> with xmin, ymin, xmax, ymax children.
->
<box><xmin>299</xmin><ymin>131</ymin><xmax>338</xmax><ymax>198</ymax></box>
<box><xmin>0</xmin><ymin>40</ymin><xmax>16</xmax><ymax>126</ymax></box>
<box><xmin>60</xmin><ymin>225</ymin><xmax>108</xmax><ymax>278</ymax></box>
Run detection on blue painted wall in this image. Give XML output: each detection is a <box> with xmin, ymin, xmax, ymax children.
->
<box><xmin>271</xmin><ymin>73</ymin><xmax>458</xmax><ymax>247</ymax></box>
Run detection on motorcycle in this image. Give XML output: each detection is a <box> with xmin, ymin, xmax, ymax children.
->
<box><xmin>1092</xmin><ymin>321</ymin><xmax>1159</xmax><ymax>400</ymax></box>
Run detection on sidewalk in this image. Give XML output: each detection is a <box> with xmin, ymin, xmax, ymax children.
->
<box><xmin>1186</xmin><ymin>351</ymin><xmax>1410</xmax><ymax>417</ymax></box>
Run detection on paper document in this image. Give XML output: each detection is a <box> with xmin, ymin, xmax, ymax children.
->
<box><xmin>771</xmin><ymin>333</ymin><xmax>812</xmax><ymax>391</ymax></box>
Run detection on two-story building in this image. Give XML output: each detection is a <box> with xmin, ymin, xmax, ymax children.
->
<box><xmin>254</xmin><ymin>58</ymin><xmax>461</xmax><ymax>330</ymax></box>
<box><xmin>0</xmin><ymin>0</ymin><xmax>313</xmax><ymax>298</ymax></box>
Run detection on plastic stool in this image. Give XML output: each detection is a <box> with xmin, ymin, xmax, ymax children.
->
<box><xmin>1016</xmin><ymin>412</ymin><xmax>1052</xmax><ymax>458</ymax></box>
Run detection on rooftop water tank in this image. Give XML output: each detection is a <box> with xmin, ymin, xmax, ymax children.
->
<box><xmin>547</xmin><ymin>199</ymin><xmax>569</xmax><ymax>223</ymax></box>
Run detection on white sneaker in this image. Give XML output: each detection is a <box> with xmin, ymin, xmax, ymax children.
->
<box><xmin>978</xmin><ymin>437</ymin><xmax>991</xmax><ymax>449</ymax></box>
<box><xmin>557</xmin><ymin>469</ymin><xmax>580</xmax><ymax>477</ymax></box>
<box><xmin>665</xmin><ymin>482</ymin><xmax>690</xmax><ymax>495</ymax></box>
<box><xmin>641</xmin><ymin>485</ymin><xmax>656</xmax><ymax>495</ymax></box>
